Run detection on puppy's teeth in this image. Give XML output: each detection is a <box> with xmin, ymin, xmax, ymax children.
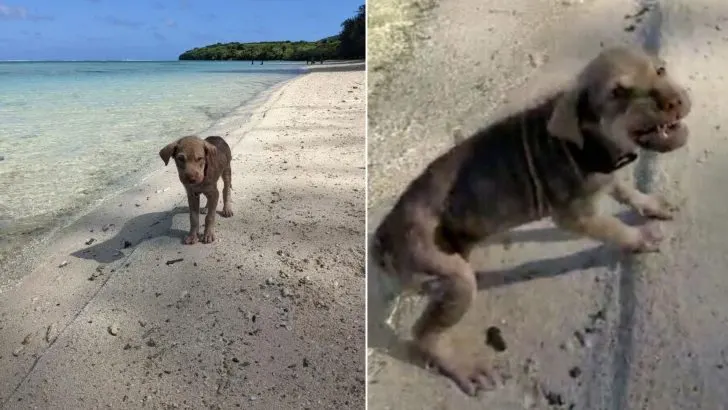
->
<box><xmin>659</xmin><ymin>126</ymin><xmax>668</xmax><ymax>139</ymax></box>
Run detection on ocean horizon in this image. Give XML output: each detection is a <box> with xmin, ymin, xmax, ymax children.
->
<box><xmin>0</xmin><ymin>60</ymin><xmax>311</xmax><ymax>63</ymax></box>
<box><xmin>0</xmin><ymin>60</ymin><xmax>303</xmax><ymax>268</ymax></box>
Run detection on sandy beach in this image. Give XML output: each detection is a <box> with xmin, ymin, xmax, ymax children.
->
<box><xmin>0</xmin><ymin>63</ymin><xmax>365</xmax><ymax>409</ymax></box>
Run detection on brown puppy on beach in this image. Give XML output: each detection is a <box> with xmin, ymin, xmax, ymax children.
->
<box><xmin>370</xmin><ymin>46</ymin><xmax>691</xmax><ymax>395</ymax></box>
<box><xmin>159</xmin><ymin>135</ymin><xmax>233</xmax><ymax>244</ymax></box>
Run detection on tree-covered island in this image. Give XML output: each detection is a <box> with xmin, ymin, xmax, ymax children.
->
<box><xmin>178</xmin><ymin>5</ymin><xmax>364</xmax><ymax>63</ymax></box>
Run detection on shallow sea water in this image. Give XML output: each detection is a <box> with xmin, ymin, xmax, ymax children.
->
<box><xmin>0</xmin><ymin>61</ymin><xmax>301</xmax><ymax>266</ymax></box>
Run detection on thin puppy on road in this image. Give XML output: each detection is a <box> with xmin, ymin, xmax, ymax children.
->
<box><xmin>371</xmin><ymin>46</ymin><xmax>692</xmax><ymax>395</ymax></box>
<box><xmin>159</xmin><ymin>135</ymin><xmax>234</xmax><ymax>244</ymax></box>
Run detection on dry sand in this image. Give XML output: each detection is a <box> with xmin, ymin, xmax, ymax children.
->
<box><xmin>0</xmin><ymin>63</ymin><xmax>365</xmax><ymax>409</ymax></box>
<box><xmin>367</xmin><ymin>0</ymin><xmax>728</xmax><ymax>409</ymax></box>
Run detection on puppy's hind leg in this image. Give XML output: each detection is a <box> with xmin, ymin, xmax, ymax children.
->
<box><xmin>412</xmin><ymin>250</ymin><xmax>498</xmax><ymax>396</ymax></box>
<box><xmin>220</xmin><ymin>166</ymin><xmax>233</xmax><ymax>218</ymax></box>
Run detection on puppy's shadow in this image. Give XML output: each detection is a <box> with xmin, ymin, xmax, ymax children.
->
<box><xmin>472</xmin><ymin>244</ymin><xmax>611</xmax><ymax>290</ymax></box>
<box><xmin>70</xmin><ymin>206</ymin><xmax>188</xmax><ymax>264</ymax></box>
<box><xmin>501</xmin><ymin>225</ymin><xmax>575</xmax><ymax>244</ymax></box>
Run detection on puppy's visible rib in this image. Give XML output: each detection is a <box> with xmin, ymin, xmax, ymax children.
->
<box><xmin>372</xmin><ymin>46</ymin><xmax>692</xmax><ymax>395</ymax></box>
<box><xmin>159</xmin><ymin>135</ymin><xmax>234</xmax><ymax>244</ymax></box>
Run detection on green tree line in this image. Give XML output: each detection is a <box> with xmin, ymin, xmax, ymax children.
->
<box><xmin>178</xmin><ymin>5</ymin><xmax>365</xmax><ymax>62</ymax></box>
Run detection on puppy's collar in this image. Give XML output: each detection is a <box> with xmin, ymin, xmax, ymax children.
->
<box><xmin>571</xmin><ymin>91</ymin><xmax>638</xmax><ymax>174</ymax></box>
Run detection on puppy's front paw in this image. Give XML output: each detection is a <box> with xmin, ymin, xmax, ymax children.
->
<box><xmin>183</xmin><ymin>233</ymin><xmax>199</xmax><ymax>245</ymax></box>
<box><xmin>220</xmin><ymin>207</ymin><xmax>233</xmax><ymax>218</ymax></box>
<box><xmin>635</xmin><ymin>194</ymin><xmax>677</xmax><ymax>220</ymax></box>
<box><xmin>201</xmin><ymin>230</ymin><xmax>215</xmax><ymax>244</ymax></box>
<box><xmin>627</xmin><ymin>222</ymin><xmax>664</xmax><ymax>253</ymax></box>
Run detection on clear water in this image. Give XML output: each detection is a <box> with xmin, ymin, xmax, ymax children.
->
<box><xmin>0</xmin><ymin>61</ymin><xmax>301</xmax><ymax>264</ymax></box>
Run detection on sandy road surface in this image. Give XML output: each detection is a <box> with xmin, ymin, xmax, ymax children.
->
<box><xmin>0</xmin><ymin>64</ymin><xmax>365</xmax><ymax>409</ymax></box>
<box><xmin>367</xmin><ymin>0</ymin><xmax>728</xmax><ymax>408</ymax></box>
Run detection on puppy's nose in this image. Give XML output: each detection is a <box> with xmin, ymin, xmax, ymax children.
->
<box><xmin>659</xmin><ymin>95</ymin><xmax>682</xmax><ymax>112</ymax></box>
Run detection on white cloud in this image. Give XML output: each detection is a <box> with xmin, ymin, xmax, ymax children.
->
<box><xmin>0</xmin><ymin>3</ymin><xmax>28</xmax><ymax>20</ymax></box>
<box><xmin>0</xmin><ymin>3</ymin><xmax>53</xmax><ymax>21</ymax></box>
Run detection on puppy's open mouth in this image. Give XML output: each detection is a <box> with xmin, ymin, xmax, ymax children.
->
<box><xmin>631</xmin><ymin>120</ymin><xmax>682</xmax><ymax>141</ymax></box>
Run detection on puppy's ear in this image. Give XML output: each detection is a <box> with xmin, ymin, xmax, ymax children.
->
<box><xmin>159</xmin><ymin>141</ymin><xmax>178</xmax><ymax>166</ymax></box>
<box><xmin>204</xmin><ymin>141</ymin><xmax>218</xmax><ymax>161</ymax></box>
<box><xmin>548</xmin><ymin>88</ymin><xmax>584</xmax><ymax>148</ymax></box>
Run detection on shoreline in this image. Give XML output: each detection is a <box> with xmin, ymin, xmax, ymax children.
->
<box><xmin>0</xmin><ymin>72</ymin><xmax>299</xmax><ymax>290</ymax></box>
<box><xmin>0</xmin><ymin>63</ymin><xmax>364</xmax><ymax>408</ymax></box>
<box><xmin>0</xmin><ymin>60</ymin><xmax>367</xmax><ymax>282</ymax></box>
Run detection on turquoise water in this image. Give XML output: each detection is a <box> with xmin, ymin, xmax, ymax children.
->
<box><xmin>0</xmin><ymin>61</ymin><xmax>301</xmax><ymax>264</ymax></box>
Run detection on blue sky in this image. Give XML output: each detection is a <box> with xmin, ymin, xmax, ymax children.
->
<box><xmin>0</xmin><ymin>0</ymin><xmax>363</xmax><ymax>60</ymax></box>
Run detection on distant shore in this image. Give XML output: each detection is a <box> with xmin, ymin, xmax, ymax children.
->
<box><xmin>302</xmin><ymin>60</ymin><xmax>365</xmax><ymax>71</ymax></box>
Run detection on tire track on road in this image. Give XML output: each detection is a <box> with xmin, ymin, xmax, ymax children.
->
<box><xmin>610</xmin><ymin>2</ymin><xmax>663</xmax><ymax>409</ymax></box>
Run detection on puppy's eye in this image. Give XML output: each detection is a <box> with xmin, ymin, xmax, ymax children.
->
<box><xmin>611</xmin><ymin>84</ymin><xmax>633</xmax><ymax>99</ymax></box>
<box><xmin>196</xmin><ymin>157</ymin><xmax>204</xmax><ymax>162</ymax></box>
<box><xmin>656</xmin><ymin>66</ymin><xmax>666</xmax><ymax>76</ymax></box>
<box><xmin>176</xmin><ymin>156</ymin><xmax>185</xmax><ymax>162</ymax></box>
